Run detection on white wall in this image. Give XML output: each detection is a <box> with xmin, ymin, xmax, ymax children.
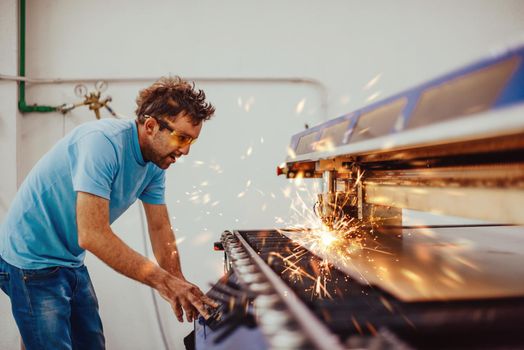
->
<box><xmin>0</xmin><ymin>0</ymin><xmax>23</xmax><ymax>348</ymax></box>
<box><xmin>1</xmin><ymin>0</ymin><xmax>524</xmax><ymax>349</ymax></box>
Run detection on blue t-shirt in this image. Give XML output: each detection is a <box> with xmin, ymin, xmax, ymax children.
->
<box><xmin>0</xmin><ymin>119</ymin><xmax>165</xmax><ymax>269</ymax></box>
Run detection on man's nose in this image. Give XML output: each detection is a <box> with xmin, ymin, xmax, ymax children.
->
<box><xmin>179</xmin><ymin>144</ymin><xmax>191</xmax><ymax>155</ymax></box>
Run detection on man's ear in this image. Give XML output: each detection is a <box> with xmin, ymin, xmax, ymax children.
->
<box><xmin>143</xmin><ymin>118</ymin><xmax>158</xmax><ymax>135</ymax></box>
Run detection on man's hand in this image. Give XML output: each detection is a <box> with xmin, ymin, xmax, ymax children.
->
<box><xmin>154</xmin><ymin>272</ymin><xmax>218</xmax><ymax>322</ymax></box>
<box><xmin>141</xmin><ymin>202</ymin><xmax>218</xmax><ymax>321</ymax></box>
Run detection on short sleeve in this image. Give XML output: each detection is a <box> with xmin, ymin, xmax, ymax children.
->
<box><xmin>139</xmin><ymin>170</ymin><xmax>166</xmax><ymax>204</ymax></box>
<box><xmin>69</xmin><ymin>132</ymin><xmax>118</xmax><ymax>200</ymax></box>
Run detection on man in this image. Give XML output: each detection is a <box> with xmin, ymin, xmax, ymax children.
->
<box><xmin>0</xmin><ymin>76</ymin><xmax>218</xmax><ymax>349</ymax></box>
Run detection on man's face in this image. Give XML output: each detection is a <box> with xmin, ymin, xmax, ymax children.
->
<box><xmin>143</xmin><ymin>113</ymin><xmax>202</xmax><ymax>169</ymax></box>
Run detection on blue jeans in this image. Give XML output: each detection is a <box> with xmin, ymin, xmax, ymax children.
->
<box><xmin>0</xmin><ymin>256</ymin><xmax>105</xmax><ymax>350</ymax></box>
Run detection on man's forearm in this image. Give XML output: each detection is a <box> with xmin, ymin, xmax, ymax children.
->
<box><xmin>142</xmin><ymin>203</ymin><xmax>185</xmax><ymax>278</ymax></box>
<box><xmin>80</xmin><ymin>226</ymin><xmax>168</xmax><ymax>288</ymax></box>
<box><xmin>151</xmin><ymin>228</ymin><xmax>184</xmax><ymax>278</ymax></box>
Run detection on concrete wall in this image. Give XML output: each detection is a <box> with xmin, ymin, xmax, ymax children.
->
<box><xmin>1</xmin><ymin>0</ymin><xmax>524</xmax><ymax>349</ymax></box>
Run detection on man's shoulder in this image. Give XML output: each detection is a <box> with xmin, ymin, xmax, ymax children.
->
<box><xmin>75</xmin><ymin>118</ymin><xmax>133</xmax><ymax>138</ymax></box>
<box><xmin>69</xmin><ymin>119</ymin><xmax>134</xmax><ymax>147</ymax></box>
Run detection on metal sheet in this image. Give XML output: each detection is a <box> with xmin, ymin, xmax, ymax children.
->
<box><xmin>282</xmin><ymin>225</ymin><xmax>524</xmax><ymax>302</ymax></box>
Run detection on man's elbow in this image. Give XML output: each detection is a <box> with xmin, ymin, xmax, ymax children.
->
<box><xmin>77</xmin><ymin>229</ymin><xmax>93</xmax><ymax>250</ymax></box>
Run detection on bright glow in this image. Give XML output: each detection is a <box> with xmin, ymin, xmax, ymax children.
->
<box><xmin>319</xmin><ymin>230</ymin><xmax>337</xmax><ymax>247</ymax></box>
<box><xmin>366</xmin><ymin>91</ymin><xmax>381</xmax><ymax>102</ymax></box>
<box><xmin>364</xmin><ymin>73</ymin><xmax>382</xmax><ymax>90</ymax></box>
<box><xmin>295</xmin><ymin>98</ymin><xmax>306</xmax><ymax>114</ymax></box>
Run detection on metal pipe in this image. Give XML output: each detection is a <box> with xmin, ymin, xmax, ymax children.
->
<box><xmin>17</xmin><ymin>0</ymin><xmax>58</xmax><ymax>113</ymax></box>
<box><xmin>2</xmin><ymin>73</ymin><xmax>329</xmax><ymax>118</ymax></box>
<box><xmin>322</xmin><ymin>170</ymin><xmax>335</xmax><ymax>193</ymax></box>
<box><xmin>1</xmin><ymin>74</ymin><xmax>324</xmax><ymax>86</ymax></box>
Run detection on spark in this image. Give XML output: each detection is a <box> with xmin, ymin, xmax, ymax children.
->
<box><xmin>271</xmin><ymin>179</ymin><xmax>384</xmax><ymax>299</ymax></box>
<box><xmin>193</xmin><ymin>160</ymin><xmax>205</xmax><ymax>166</ymax></box>
<box><xmin>453</xmin><ymin>256</ymin><xmax>480</xmax><ymax>271</ymax></box>
<box><xmin>237</xmin><ymin>191</ymin><xmax>245</xmax><ymax>198</ymax></box>
<box><xmin>292</xmin><ymin>172</ymin><xmax>304</xmax><ymax>187</ymax></box>
<box><xmin>260</xmin><ymin>137</ymin><xmax>264</xmax><ymax>144</ymax></box>
<box><xmin>295</xmin><ymin>98</ymin><xmax>306</xmax><ymax>114</ymax></box>
<box><xmin>364</xmin><ymin>73</ymin><xmax>382</xmax><ymax>90</ymax></box>
<box><xmin>209</xmin><ymin>162</ymin><xmax>223</xmax><ymax>174</ymax></box>
<box><xmin>352</xmin><ymin>316</ymin><xmax>363</xmax><ymax>334</ymax></box>
<box><xmin>193</xmin><ymin>232</ymin><xmax>213</xmax><ymax>245</ymax></box>
<box><xmin>380</xmin><ymin>296</ymin><xmax>394</xmax><ymax>313</ymax></box>
<box><xmin>320</xmin><ymin>231</ymin><xmax>337</xmax><ymax>246</ymax></box>
<box><xmin>366</xmin><ymin>91</ymin><xmax>381</xmax><ymax>102</ymax></box>
<box><xmin>202</xmin><ymin>194</ymin><xmax>211</xmax><ymax>204</ymax></box>
<box><xmin>366</xmin><ymin>322</ymin><xmax>377</xmax><ymax>336</ymax></box>
<box><xmin>175</xmin><ymin>236</ymin><xmax>186</xmax><ymax>245</ymax></box>
<box><xmin>270</xmin><ymin>250</ymin><xmax>332</xmax><ymax>299</ymax></box>
<box><xmin>246</xmin><ymin>147</ymin><xmax>253</xmax><ymax>156</ymax></box>
<box><xmin>200</xmin><ymin>181</ymin><xmax>209</xmax><ymax>187</ymax></box>
<box><xmin>313</xmin><ymin>138</ymin><xmax>335</xmax><ymax>153</ymax></box>
<box><xmin>401</xmin><ymin>269</ymin><xmax>422</xmax><ymax>283</ymax></box>
<box><xmin>246</xmin><ymin>180</ymin><xmax>252</xmax><ymax>187</ymax></box>
<box><xmin>211</xmin><ymin>201</ymin><xmax>220</xmax><ymax>207</ymax></box>
<box><xmin>441</xmin><ymin>267</ymin><xmax>464</xmax><ymax>283</ymax></box>
<box><xmin>243</xmin><ymin>96</ymin><xmax>255</xmax><ymax>112</ymax></box>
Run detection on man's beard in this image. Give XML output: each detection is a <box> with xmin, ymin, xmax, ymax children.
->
<box><xmin>144</xmin><ymin>147</ymin><xmax>179</xmax><ymax>169</ymax></box>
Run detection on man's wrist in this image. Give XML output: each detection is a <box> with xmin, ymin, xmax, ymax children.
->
<box><xmin>165</xmin><ymin>267</ymin><xmax>185</xmax><ymax>279</ymax></box>
<box><xmin>159</xmin><ymin>257</ymin><xmax>184</xmax><ymax>279</ymax></box>
<box><xmin>144</xmin><ymin>265</ymin><xmax>170</xmax><ymax>289</ymax></box>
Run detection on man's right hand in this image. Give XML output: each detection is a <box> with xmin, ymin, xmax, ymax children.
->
<box><xmin>154</xmin><ymin>273</ymin><xmax>218</xmax><ymax>322</ymax></box>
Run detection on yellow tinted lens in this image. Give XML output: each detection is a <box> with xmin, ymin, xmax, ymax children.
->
<box><xmin>171</xmin><ymin>132</ymin><xmax>193</xmax><ymax>147</ymax></box>
<box><xmin>177</xmin><ymin>135</ymin><xmax>190</xmax><ymax>146</ymax></box>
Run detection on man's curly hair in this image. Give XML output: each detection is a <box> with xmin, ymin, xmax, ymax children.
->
<box><xmin>135</xmin><ymin>76</ymin><xmax>215</xmax><ymax>125</ymax></box>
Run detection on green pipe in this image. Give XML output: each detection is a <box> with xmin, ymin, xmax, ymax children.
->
<box><xmin>18</xmin><ymin>0</ymin><xmax>57</xmax><ymax>113</ymax></box>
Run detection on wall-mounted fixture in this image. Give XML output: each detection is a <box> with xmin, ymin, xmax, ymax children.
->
<box><xmin>59</xmin><ymin>81</ymin><xmax>117</xmax><ymax>119</ymax></box>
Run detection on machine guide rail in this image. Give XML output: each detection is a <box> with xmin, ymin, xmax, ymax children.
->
<box><xmin>220</xmin><ymin>230</ymin><xmax>345</xmax><ymax>350</ymax></box>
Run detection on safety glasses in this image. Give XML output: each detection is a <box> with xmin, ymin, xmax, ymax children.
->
<box><xmin>145</xmin><ymin>115</ymin><xmax>197</xmax><ymax>147</ymax></box>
